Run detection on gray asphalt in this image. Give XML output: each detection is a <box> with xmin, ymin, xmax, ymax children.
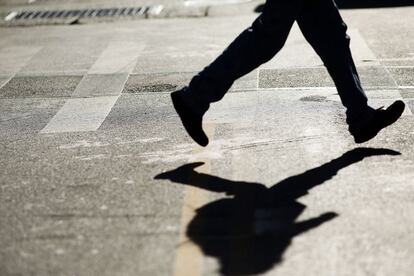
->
<box><xmin>1</xmin><ymin>4</ymin><xmax>414</xmax><ymax>276</ymax></box>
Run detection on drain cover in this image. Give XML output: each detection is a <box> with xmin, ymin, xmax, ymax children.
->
<box><xmin>184</xmin><ymin>0</ymin><xmax>252</xmax><ymax>5</ymax></box>
<box><xmin>4</xmin><ymin>5</ymin><xmax>164</xmax><ymax>22</ymax></box>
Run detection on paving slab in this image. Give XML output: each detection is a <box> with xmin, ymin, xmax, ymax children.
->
<box><xmin>0</xmin><ymin>76</ymin><xmax>82</xmax><ymax>98</ymax></box>
<box><xmin>380</xmin><ymin>59</ymin><xmax>414</xmax><ymax>67</ymax></box>
<box><xmin>341</xmin><ymin>7</ymin><xmax>414</xmax><ymax>65</ymax></box>
<box><xmin>230</xmin><ymin>69</ymin><xmax>258</xmax><ymax>91</ymax></box>
<box><xmin>133</xmin><ymin>50</ymin><xmax>219</xmax><ymax>74</ymax></box>
<box><xmin>387</xmin><ymin>67</ymin><xmax>414</xmax><ymax>87</ymax></box>
<box><xmin>400</xmin><ymin>88</ymin><xmax>414</xmax><ymax>99</ymax></box>
<box><xmin>258</xmin><ymin>66</ymin><xmax>397</xmax><ymax>89</ymax></box>
<box><xmin>18</xmin><ymin>43</ymin><xmax>106</xmax><ymax>76</ymax></box>
<box><xmin>123</xmin><ymin>70</ymin><xmax>257</xmax><ymax>94</ymax></box>
<box><xmin>0</xmin><ymin>46</ymin><xmax>41</xmax><ymax>77</ymax></box>
<box><xmin>0</xmin><ymin>97</ymin><xmax>67</xmax><ymax>135</ymax></box>
<box><xmin>259</xmin><ymin>28</ymin><xmax>380</xmax><ymax>70</ymax></box>
<box><xmin>124</xmin><ymin>72</ymin><xmax>194</xmax><ymax>93</ymax></box>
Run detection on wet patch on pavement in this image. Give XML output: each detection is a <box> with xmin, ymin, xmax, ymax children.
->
<box><xmin>124</xmin><ymin>70</ymin><xmax>257</xmax><ymax>94</ymax></box>
<box><xmin>127</xmin><ymin>83</ymin><xmax>179</xmax><ymax>93</ymax></box>
<box><xmin>300</xmin><ymin>95</ymin><xmax>328</xmax><ymax>102</ymax></box>
<box><xmin>123</xmin><ymin>73</ymin><xmax>192</xmax><ymax>93</ymax></box>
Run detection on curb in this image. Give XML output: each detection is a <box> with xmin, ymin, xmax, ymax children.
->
<box><xmin>0</xmin><ymin>0</ymin><xmax>262</xmax><ymax>27</ymax></box>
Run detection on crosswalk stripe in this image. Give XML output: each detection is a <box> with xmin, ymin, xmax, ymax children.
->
<box><xmin>88</xmin><ymin>42</ymin><xmax>144</xmax><ymax>74</ymax></box>
<box><xmin>40</xmin><ymin>42</ymin><xmax>144</xmax><ymax>133</ymax></box>
<box><xmin>71</xmin><ymin>73</ymin><xmax>129</xmax><ymax>98</ymax></box>
<box><xmin>40</xmin><ymin>96</ymin><xmax>119</xmax><ymax>133</ymax></box>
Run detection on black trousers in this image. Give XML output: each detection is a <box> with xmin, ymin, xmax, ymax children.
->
<box><xmin>184</xmin><ymin>0</ymin><xmax>370</xmax><ymax>123</ymax></box>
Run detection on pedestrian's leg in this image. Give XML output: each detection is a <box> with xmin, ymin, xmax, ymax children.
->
<box><xmin>296</xmin><ymin>0</ymin><xmax>369</xmax><ymax>124</ymax></box>
<box><xmin>172</xmin><ymin>0</ymin><xmax>303</xmax><ymax>146</ymax></box>
<box><xmin>296</xmin><ymin>0</ymin><xmax>405</xmax><ymax>143</ymax></box>
<box><xmin>184</xmin><ymin>0</ymin><xmax>303</xmax><ymax>114</ymax></box>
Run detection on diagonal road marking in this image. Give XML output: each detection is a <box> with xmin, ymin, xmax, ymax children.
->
<box><xmin>40</xmin><ymin>42</ymin><xmax>144</xmax><ymax>134</ymax></box>
<box><xmin>40</xmin><ymin>96</ymin><xmax>119</xmax><ymax>133</ymax></box>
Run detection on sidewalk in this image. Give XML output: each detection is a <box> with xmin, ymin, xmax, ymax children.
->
<box><xmin>0</xmin><ymin>6</ymin><xmax>414</xmax><ymax>276</ymax></box>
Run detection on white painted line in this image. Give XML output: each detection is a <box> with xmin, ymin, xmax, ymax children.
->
<box><xmin>289</xmin><ymin>86</ymin><xmax>395</xmax><ymax>90</ymax></box>
<box><xmin>258</xmin><ymin>86</ymin><xmax>337</xmax><ymax>90</ymax></box>
<box><xmin>40</xmin><ymin>96</ymin><xmax>119</xmax><ymax>133</ymax></box>
<box><xmin>0</xmin><ymin>77</ymin><xmax>12</xmax><ymax>89</ymax></box>
<box><xmin>15</xmin><ymin>70</ymin><xmax>87</xmax><ymax>77</ymax></box>
<box><xmin>148</xmin><ymin>5</ymin><xmax>164</xmax><ymax>15</ymax></box>
<box><xmin>348</xmin><ymin>29</ymin><xmax>380</xmax><ymax>66</ymax></box>
<box><xmin>137</xmin><ymin>7</ymin><xmax>146</xmax><ymax>15</ymax></box>
<box><xmin>386</xmin><ymin>66</ymin><xmax>414</xmax><ymax>69</ymax></box>
<box><xmin>71</xmin><ymin>73</ymin><xmax>129</xmax><ymax>98</ymax></box>
<box><xmin>378</xmin><ymin>57</ymin><xmax>414</xmax><ymax>61</ymax></box>
<box><xmin>255</xmin><ymin>86</ymin><xmax>397</xmax><ymax>91</ymax></box>
<box><xmin>235</xmin><ymin>86</ymin><xmax>405</xmax><ymax>92</ymax></box>
<box><xmin>89</xmin><ymin>42</ymin><xmax>145</xmax><ymax>74</ymax></box>
<box><xmin>5</xmin><ymin>11</ymin><xmax>18</xmax><ymax>21</ymax></box>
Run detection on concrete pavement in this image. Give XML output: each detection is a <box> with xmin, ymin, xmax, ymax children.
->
<box><xmin>1</xmin><ymin>5</ymin><xmax>414</xmax><ymax>276</ymax></box>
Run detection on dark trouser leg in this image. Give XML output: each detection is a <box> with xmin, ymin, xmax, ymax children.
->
<box><xmin>296</xmin><ymin>0</ymin><xmax>371</xmax><ymax>124</ymax></box>
<box><xmin>183</xmin><ymin>0</ymin><xmax>303</xmax><ymax>114</ymax></box>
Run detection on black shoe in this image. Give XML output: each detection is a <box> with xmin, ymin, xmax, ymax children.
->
<box><xmin>171</xmin><ymin>89</ymin><xmax>209</xmax><ymax>147</ymax></box>
<box><xmin>349</xmin><ymin>100</ymin><xmax>405</xmax><ymax>144</ymax></box>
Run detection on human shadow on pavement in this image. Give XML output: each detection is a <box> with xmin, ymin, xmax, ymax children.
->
<box><xmin>255</xmin><ymin>0</ymin><xmax>414</xmax><ymax>12</ymax></box>
<box><xmin>155</xmin><ymin>148</ymin><xmax>400</xmax><ymax>275</ymax></box>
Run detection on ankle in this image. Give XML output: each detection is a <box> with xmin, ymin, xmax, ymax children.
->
<box><xmin>347</xmin><ymin>106</ymin><xmax>375</xmax><ymax>127</ymax></box>
<box><xmin>177</xmin><ymin>87</ymin><xmax>209</xmax><ymax>116</ymax></box>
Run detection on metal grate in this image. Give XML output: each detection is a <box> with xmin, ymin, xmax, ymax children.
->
<box><xmin>4</xmin><ymin>5</ymin><xmax>164</xmax><ymax>21</ymax></box>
